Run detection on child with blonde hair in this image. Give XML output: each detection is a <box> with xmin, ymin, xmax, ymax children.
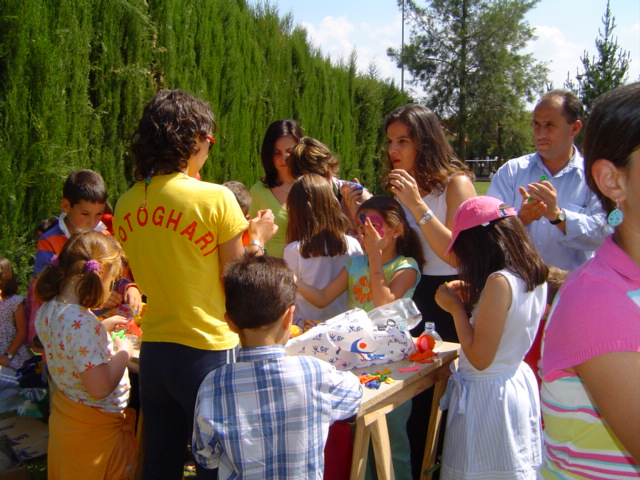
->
<box><xmin>35</xmin><ymin>231</ymin><xmax>136</xmax><ymax>479</ymax></box>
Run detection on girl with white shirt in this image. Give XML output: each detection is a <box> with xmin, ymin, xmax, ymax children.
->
<box><xmin>284</xmin><ymin>174</ymin><xmax>362</xmax><ymax>329</ymax></box>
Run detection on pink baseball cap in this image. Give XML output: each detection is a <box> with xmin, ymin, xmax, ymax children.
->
<box><xmin>444</xmin><ymin>196</ymin><xmax>517</xmax><ymax>255</ymax></box>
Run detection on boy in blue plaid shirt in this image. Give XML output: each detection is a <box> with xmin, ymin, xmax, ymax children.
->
<box><xmin>193</xmin><ymin>253</ymin><xmax>362</xmax><ymax>479</ymax></box>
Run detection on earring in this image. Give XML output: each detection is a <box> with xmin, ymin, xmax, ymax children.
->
<box><xmin>607</xmin><ymin>200</ymin><xmax>624</xmax><ymax>227</ymax></box>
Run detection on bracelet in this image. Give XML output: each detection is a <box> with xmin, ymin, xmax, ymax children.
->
<box><xmin>5</xmin><ymin>352</ymin><xmax>13</xmax><ymax>360</ymax></box>
<box><xmin>417</xmin><ymin>209</ymin><xmax>434</xmax><ymax>226</ymax></box>
<box><xmin>248</xmin><ymin>241</ymin><xmax>266</xmax><ymax>255</ymax></box>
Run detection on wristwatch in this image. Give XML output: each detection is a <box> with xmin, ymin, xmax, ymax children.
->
<box><xmin>418</xmin><ymin>209</ymin><xmax>434</xmax><ymax>226</ymax></box>
<box><xmin>549</xmin><ymin>208</ymin><xmax>566</xmax><ymax>225</ymax></box>
<box><xmin>4</xmin><ymin>352</ymin><xmax>13</xmax><ymax>360</ymax></box>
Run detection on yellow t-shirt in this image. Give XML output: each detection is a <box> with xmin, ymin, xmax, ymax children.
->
<box><xmin>114</xmin><ymin>173</ymin><xmax>247</xmax><ymax>350</ymax></box>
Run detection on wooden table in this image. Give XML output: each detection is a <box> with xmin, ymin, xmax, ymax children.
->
<box><xmin>129</xmin><ymin>343</ymin><xmax>459</xmax><ymax>480</ymax></box>
<box><xmin>350</xmin><ymin>342</ymin><xmax>459</xmax><ymax>480</ymax></box>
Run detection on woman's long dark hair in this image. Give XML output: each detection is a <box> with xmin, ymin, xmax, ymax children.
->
<box><xmin>453</xmin><ymin>216</ymin><xmax>548</xmax><ymax>312</ymax></box>
<box><xmin>383</xmin><ymin>104</ymin><xmax>473</xmax><ymax>195</ymax></box>
<box><xmin>260</xmin><ymin>119</ymin><xmax>304</xmax><ymax>188</ymax></box>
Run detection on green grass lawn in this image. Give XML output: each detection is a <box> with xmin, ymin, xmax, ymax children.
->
<box><xmin>474</xmin><ymin>180</ymin><xmax>490</xmax><ymax>196</ymax></box>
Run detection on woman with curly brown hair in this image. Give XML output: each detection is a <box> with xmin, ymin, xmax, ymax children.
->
<box><xmin>115</xmin><ymin>89</ymin><xmax>274</xmax><ymax>479</ymax></box>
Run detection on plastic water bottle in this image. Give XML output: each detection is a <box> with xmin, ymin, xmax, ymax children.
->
<box><xmin>417</xmin><ymin>322</ymin><xmax>443</xmax><ymax>352</ymax></box>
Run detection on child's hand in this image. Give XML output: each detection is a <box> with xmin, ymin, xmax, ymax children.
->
<box><xmin>102</xmin><ymin>315</ymin><xmax>128</xmax><ymax>333</ymax></box>
<box><xmin>124</xmin><ymin>287</ymin><xmax>142</xmax><ymax>314</ymax></box>
<box><xmin>435</xmin><ymin>283</ymin><xmax>466</xmax><ymax>315</ymax></box>
<box><xmin>113</xmin><ymin>336</ymin><xmax>133</xmax><ymax>357</ymax></box>
<box><xmin>443</xmin><ymin>280</ymin><xmax>467</xmax><ymax>299</ymax></box>
<box><xmin>359</xmin><ymin>217</ymin><xmax>387</xmax><ymax>258</ymax></box>
<box><xmin>102</xmin><ymin>289</ymin><xmax>123</xmax><ymax>309</ymax></box>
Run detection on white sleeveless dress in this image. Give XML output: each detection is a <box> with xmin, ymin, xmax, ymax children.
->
<box><xmin>439</xmin><ymin>270</ymin><xmax>546</xmax><ymax>480</ymax></box>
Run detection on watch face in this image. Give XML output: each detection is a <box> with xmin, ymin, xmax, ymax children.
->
<box><xmin>558</xmin><ymin>209</ymin><xmax>566</xmax><ymax>221</ymax></box>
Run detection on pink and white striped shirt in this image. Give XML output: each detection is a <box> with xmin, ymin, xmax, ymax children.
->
<box><xmin>540</xmin><ymin>236</ymin><xmax>640</xmax><ymax>479</ymax></box>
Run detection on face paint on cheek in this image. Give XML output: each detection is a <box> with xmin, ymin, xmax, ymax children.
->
<box><xmin>366</xmin><ymin>215</ymin><xmax>386</xmax><ymax>237</ymax></box>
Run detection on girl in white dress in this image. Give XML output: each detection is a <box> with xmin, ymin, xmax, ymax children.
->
<box><xmin>435</xmin><ymin>196</ymin><xmax>547</xmax><ymax>480</ymax></box>
<box><xmin>284</xmin><ymin>174</ymin><xmax>362</xmax><ymax>329</ymax></box>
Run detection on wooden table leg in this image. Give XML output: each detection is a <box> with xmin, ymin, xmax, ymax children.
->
<box><xmin>420</xmin><ymin>378</ymin><xmax>447</xmax><ymax>480</ymax></box>
<box><xmin>350</xmin><ymin>417</ymin><xmax>371</xmax><ymax>480</ymax></box>
<box><xmin>370</xmin><ymin>414</ymin><xmax>395</xmax><ymax>480</ymax></box>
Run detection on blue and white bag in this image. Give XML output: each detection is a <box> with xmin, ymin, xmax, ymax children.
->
<box><xmin>285</xmin><ymin>298</ymin><xmax>420</xmax><ymax>370</ymax></box>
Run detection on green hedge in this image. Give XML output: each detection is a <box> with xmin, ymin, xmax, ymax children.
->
<box><xmin>0</xmin><ymin>0</ymin><xmax>410</xmax><ymax>291</ymax></box>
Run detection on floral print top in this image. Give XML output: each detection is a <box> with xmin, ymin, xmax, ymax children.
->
<box><xmin>345</xmin><ymin>255</ymin><xmax>421</xmax><ymax>312</ymax></box>
<box><xmin>0</xmin><ymin>295</ymin><xmax>32</xmax><ymax>370</ymax></box>
<box><xmin>35</xmin><ymin>299</ymin><xmax>130</xmax><ymax>413</ymax></box>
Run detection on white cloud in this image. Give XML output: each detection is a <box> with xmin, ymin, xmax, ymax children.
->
<box><xmin>301</xmin><ymin>16</ymin><xmax>355</xmax><ymax>61</ymax></box>
<box><xmin>302</xmin><ymin>13</ymin><xmax>404</xmax><ymax>84</ymax></box>
<box><xmin>527</xmin><ymin>25</ymin><xmax>587</xmax><ymax>89</ymax></box>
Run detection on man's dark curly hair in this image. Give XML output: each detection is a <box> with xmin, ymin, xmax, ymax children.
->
<box><xmin>132</xmin><ymin>89</ymin><xmax>215</xmax><ymax>180</ymax></box>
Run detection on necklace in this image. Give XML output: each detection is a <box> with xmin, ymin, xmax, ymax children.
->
<box><xmin>278</xmin><ymin>184</ymin><xmax>292</xmax><ymax>193</ymax></box>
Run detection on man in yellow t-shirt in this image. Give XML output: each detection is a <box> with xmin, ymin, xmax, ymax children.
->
<box><xmin>114</xmin><ymin>89</ymin><xmax>273</xmax><ymax>480</ymax></box>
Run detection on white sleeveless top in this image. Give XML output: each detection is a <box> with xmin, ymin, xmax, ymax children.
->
<box><xmin>401</xmin><ymin>187</ymin><xmax>458</xmax><ymax>276</ymax></box>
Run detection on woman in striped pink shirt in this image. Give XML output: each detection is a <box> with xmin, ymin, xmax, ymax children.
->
<box><xmin>539</xmin><ymin>83</ymin><xmax>640</xmax><ymax>479</ymax></box>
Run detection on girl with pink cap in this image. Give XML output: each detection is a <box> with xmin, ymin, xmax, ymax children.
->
<box><xmin>434</xmin><ymin>195</ymin><xmax>548</xmax><ymax>479</ymax></box>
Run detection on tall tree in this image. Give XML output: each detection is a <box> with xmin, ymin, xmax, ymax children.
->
<box><xmin>389</xmin><ymin>0</ymin><xmax>547</xmax><ymax>161</ymax></box>
<box><xmin>564</xmin><ymin>0</ymin><xmax>630</xmax><ymax>113</ymax></box>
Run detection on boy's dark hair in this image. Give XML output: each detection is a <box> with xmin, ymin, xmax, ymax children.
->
<box><xmin>223</xmin><ymin>253</ymin><xmax>296</xmax><ymax>330</ymax></box>
<box><xmin>0</xmin><ymin>258</ymin><xmax>18</xmax><ymax>297</ymax></box>
<box><xmin>260</xmin><ymin>119</ymin><xmax>304</xmax><ymax>188</ymax></box>
<box><xmin>453</xmin><ymin>215</ymin><xmax>548</xmax><ymax>311</ymax></box>
<box><xmin>132</xmin><ymin>89</ymin><xmax>215</xmax><ymax>181</ymax></box>
<box><xmin>63</xmin><ymin>170</ymin><xmax>108</xmax><ymax>206</ymax></box>
<box><xmin>223</xmin><ymin>181</ymin><xmax>251</xmax><ymax>216</ymax></box>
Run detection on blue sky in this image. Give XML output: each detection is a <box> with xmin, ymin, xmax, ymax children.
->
<box><xmin>251</xmin><ymin>0</ymin><xmax>639</xmax><ymax>97</ymax></box>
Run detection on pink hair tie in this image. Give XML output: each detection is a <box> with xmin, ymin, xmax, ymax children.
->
<box><xmin>50</xmin><ymin>255</ymin><xmax>59</xmax><ymax>267</ymax></box>
<box><xmin>85</xmin><ymin>260</ymin><xmax>101</xmax><ymax>273</ymax></box>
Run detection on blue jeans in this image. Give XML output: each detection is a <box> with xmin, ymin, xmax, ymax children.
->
<box><xmin>139</xmin><ymin>342</ymin><xmax>236</xmax><ymax>480</ymax></box>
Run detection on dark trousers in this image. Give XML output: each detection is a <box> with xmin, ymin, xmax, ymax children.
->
<box><xmin>139</xmin><ymin>342</ymin><xmax>235</xmax><ymax>480</ymax></box>
<box><xmin>409</xmin><ymin>274</ymin><xmax>459</xmax><ymax>479</ymax></box>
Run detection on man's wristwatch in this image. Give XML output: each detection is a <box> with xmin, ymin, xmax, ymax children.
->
<box><xmin>549</xmin><ymin>208</ymin><xmax>566</xmax><ymax>225</ymax></box>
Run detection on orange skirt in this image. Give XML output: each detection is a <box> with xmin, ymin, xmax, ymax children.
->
<box><xmin>48</xmin><ymin>390</ymin><xmax>137</xmax><ymax>480</ymax></box>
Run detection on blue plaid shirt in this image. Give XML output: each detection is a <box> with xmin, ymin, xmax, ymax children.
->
<box><xmin>193</xmin><ymin>345</ymin><xmax>362</xmax><ymax>479</ymax></box>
